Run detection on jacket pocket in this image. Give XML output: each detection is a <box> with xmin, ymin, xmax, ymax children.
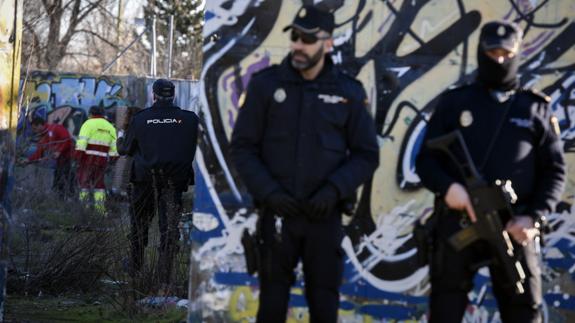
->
<box><xmin>319</xmin><ymin>133</ymin><xmax>347</xmax><ymax>153</ymax></box>
<box><xmin>318</xmin><ymin>103</ymin><xmax>348</xmax><ymax>128</ymax></box>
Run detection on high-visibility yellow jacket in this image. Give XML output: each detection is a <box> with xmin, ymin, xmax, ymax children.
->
<box><xmin>75</xmin><ymin>117</ymin><xmax>118</xmax><ymax>166</ymax></box>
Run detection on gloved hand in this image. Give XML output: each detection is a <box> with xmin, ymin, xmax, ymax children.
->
<box><xmin>265</xmin><ymin>191</ymin><xmax>301</xmax><ymax>217</ymax></box>
<box><xmin>505</xmin><ymin>215</ymin><xmax>538</xmax><ymax>246</ymax></box>
<box><xmin>307</xmin><ymin>184</ymin><xmax>339</xmax><ymax>220</ymax></box>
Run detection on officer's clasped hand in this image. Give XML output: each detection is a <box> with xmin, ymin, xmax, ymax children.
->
<box><xmin>265</xmin><ymin>191</ymin><xmax>301</xmax><ymax>218</ymax></box>
<box><xmin>307</xmin><ymin>184</ymin><xmax>339</xmax><ymax>220</ymax></box>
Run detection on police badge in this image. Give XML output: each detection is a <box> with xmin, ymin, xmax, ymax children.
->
<box><xmin>460</xmin><ymin>110</ymin><xmax>473</xmax><ymax>127</ymax></box>
<box><xmin>274</xmin><ymin>88</ymin><xmax>287</xmax><ymax>103</ymax></box>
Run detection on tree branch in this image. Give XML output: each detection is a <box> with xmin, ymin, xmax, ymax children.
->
<box><xmin>66</xmin><ymin>51</ymin><xmax>100</xmax><ymax>58</ymax></box>
<box><xmin>41</xmin><ymin>0</ymin><xmax>50</xmax><ymax>12</ymax></box>
<box><xmin>23</xmin><ymin>20</ymin><xmax>42</xmax><ymax>48</ymax></box>
<box><xmin>76</xmin><ymin>0</ymin><xmax>106</xmax><ymax>26</ymax></box>
<box><xmin>76</xmin><ymin>29</ymin><xmax>119</xmax><ymax>49</ymax></box>
<box><xmin>61</xmin><ymin>0</ymin><xmax>104</xmax><ymax>47</ymax></box>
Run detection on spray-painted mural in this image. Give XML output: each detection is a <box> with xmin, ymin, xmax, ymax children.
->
<box><xmin>18</xmin><ymin>73</ymin><xmax>130</xmax><ymax>139</ymax></box>
<box><xmin>18</xmin><ymin>73</ymin><xmax>201</xmax><ymax>137</ymax></box>
<box><xmin>191</xmin><ymin>0</ymin><xmax>575</xmax><ymax>322</ymax></box>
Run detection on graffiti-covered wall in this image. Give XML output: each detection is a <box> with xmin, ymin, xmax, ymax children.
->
<box><xmin>192</xmin><ymin>0</ymin><xmax>575</xmax><ymax>322</ymax></box>
<box><xmin>18</xmin><ymin>72</ymin><xmax>200</xmax><ymax>137</ymax></box>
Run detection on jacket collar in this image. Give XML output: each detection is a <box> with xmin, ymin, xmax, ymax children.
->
<box><xmin>151</xmin><ymin>100</ymin><xmax>178</xmax><ymax>109</ymax></box>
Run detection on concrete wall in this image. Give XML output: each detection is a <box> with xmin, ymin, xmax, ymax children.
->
<box><xmin>192</xmin><ymin>0</ymin><xmax>575</xmax><ymax>322</ymax></box>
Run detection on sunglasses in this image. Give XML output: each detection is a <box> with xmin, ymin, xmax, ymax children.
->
<box><xmin>290</xmin><ymin>30</ymin><xmax>329</xmax><ymax>44</ymax></box>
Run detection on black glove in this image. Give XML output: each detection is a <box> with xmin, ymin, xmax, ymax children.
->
<box><xmin>307</xmin><ymin>184</ymin><xmax>339</xmax><ymax>219</ymax></box>
<box><xmin>265</xmin><ymin>191</ymin><xmax>301</xmax><ymax>217</ymax></box>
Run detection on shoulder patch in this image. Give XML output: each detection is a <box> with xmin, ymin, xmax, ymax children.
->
<box><xmin>521</xmin><ymin>88</ymin><xmax>551</xmax><ymax>103</ymax></box>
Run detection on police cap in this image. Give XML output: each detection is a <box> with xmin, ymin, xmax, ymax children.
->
<box><xmin>283</xmin><ymin>6</ymin><xmax>335</xmax><ymax>34</ymax></box>
<box><xmin>153</xmin><ymin>79</ymin><xmax>175</xmax><ymax>98</ymax></box>
<box><xmin>479</xmin><ymin>20</ymin><xmax>523</xmax><ymax>54</ymax></box>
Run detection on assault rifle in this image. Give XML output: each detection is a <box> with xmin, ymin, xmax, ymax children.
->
<box><xmin>427</xmin><ymin>130</ymin><xmax>526</xmax><ymax>294</ymax></box>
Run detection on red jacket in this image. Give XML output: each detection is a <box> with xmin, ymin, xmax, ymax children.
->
<box><xmin>28</xmin><ymin>124</ymin><xmax>73</xmax><ymax>166</ymax></box>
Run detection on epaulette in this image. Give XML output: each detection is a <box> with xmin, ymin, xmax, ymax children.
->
<box><xmin>521</xmin><ymin>88</ymin><xmax>551</xmax><ymax>103</ymax></box>
<box><xmin>339</xmin><ymin>70</ymin><xmax>363</xmax><ymax>87</ymax></box>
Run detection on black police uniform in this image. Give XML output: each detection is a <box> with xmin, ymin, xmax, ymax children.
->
<box><xmin>230</xmin><ymin>54</ymin><xmax>379</xmax><ymax>322</ymax></box>
<box><xmin>119</xmin><ymin>86</ymin><xmax>199</xmax><ymax>286</ymax></box>
<box><xmin>416</xmin><ymin>82</ymin><xmax>566</xmax><ymax>322</ymax></box>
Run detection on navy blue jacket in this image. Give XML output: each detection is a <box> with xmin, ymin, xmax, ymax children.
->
<box><xmin>119</xmin><ymin>101</ymin><xmax>199</xmax><ymax>187</ymax></box>
<box><xmin>416</xmin><ymin>83</ymin><xmax>566</xmax><ymax>220</ymax></box>
<box><xmin>230</xmin><ymin>55</ymin><xmax>380</xmax><ymax>202</ymax></box>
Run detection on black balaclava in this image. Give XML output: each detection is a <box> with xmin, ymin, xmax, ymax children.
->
<box><xmin>476</xmin><ymin>21</ymin><xmax>523</xmax><ymax>91</ymax></box>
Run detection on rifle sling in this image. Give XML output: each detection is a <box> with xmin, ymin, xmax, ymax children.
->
<box><xmin>478</xmin><ymin>94</ymin><xmax>516</xmax><ymax>171</ymax></box>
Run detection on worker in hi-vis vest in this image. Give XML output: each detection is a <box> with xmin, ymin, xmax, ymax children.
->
<box><xmin>75</xmin><ymin>105</ymin><xmax>118</xmax><ymax>214</ymax></box>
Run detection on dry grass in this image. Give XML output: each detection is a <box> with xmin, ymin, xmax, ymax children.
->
<box><xmin>8</xmin><ymin>163</ymin><xmax>193</xmax><ymax>319</ymax></box>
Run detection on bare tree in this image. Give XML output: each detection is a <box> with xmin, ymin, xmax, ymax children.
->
<box><xmin>22</xmin><ymin>0</ymin><xmax>151</xmax><ymax>75</ymax></box>
<box><xmin>23</xmin><ymin>0</ymin><xmax>114</xmax><ymax>70</ymax></box>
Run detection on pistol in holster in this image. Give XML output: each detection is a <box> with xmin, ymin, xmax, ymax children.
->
<box><xmin>413</xmin><ymin>201</ymin><xmax>440</xmax><ymax>267</ymax></box>
<box><xmin>242</xmin><ymin>215</ymin><xmax>263</xmax><ymax>276</ymax></box>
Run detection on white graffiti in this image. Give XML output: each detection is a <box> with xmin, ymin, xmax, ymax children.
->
<box><xmin>418</xmin><ymin>10</ymin><xmax>460</xmax><ymax>40</ymax></box>
<box><xmin>548</xmin><ymin>74</ymin><xmax>575</xmax><ymax>141</ymax></box>
<box><xmin>50</xmin><ymin>77</ymin><xmax>122</xmax><ymax>108</ymax></box>
<box><xmin>388</xmin><ymin>66</ymin><xmax>411</xmax><ymax>78</ymax></box>
<box><xmin>344</xmin><ymin>200</ymin><xmax>430</xmax><ymax>293</ymax></box>
<box><xmin>544</xmin><ymin>203</ymin><xmax>575</xmax><ymax>259</ymax></box>
<box><xmin>399</xmin><ymin>114</ymin><xmax>427</xmax><ymax>189</ymax></box>
<box><xmin>194</xmin><ymin>149</ymin><xmax>252</xmax><ymax>273</ymax></box>
<box><xmin>355</xmin><ymin>200</ymin><xmax>419</xmax><ymax>262</ymax></box>
<box><xmin>203</xmin><ymin>0</ymin><xmax>262</xmax><ymax>37</ymax></box>
<box><xmin>195</xmin><ymin>211</ymin><xmax>257</xmax><ymax>273</ymax></box>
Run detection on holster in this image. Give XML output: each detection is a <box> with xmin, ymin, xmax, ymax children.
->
<box><xmin>242</xmin><ymin>215</ymin><xmax>263</xmax><ymax>276</ymax></box>
<box><xmin>413</xmin><ymin>199</ymin><xmax>442</xmax><ymax>267</ymax></box>
<box><xmin>242</xmin><ymin>228</ymin><xmax>260</xmax><ymax>276</ymax></box>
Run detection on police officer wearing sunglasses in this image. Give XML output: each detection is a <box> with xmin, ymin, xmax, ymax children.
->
<box><xmin>230</xmin><ymin>5</ymin><xmax>379</xmax><ymax>323</ymax></box>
